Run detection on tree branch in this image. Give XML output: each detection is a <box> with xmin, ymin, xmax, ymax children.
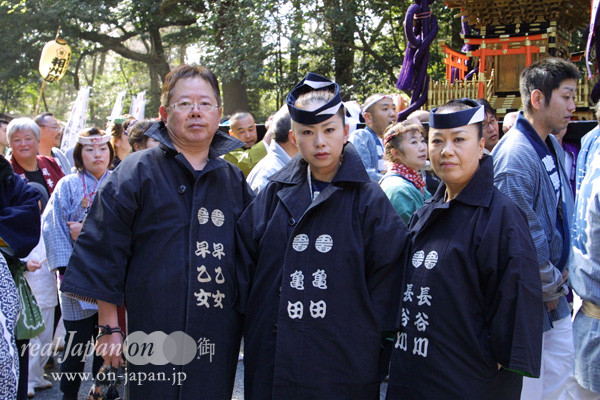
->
<box><xmin>354</xmin><ymin>28</ymin><xmax>397</xmax><ymax>84</ymax></box>
<box><xmin>76</xmin><ymin>30</ymin><xmax>155</xmax><ymax>64</ymax></box>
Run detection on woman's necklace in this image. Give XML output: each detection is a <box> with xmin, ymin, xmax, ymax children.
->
<box><xmin>80</xmin><ymin>172</ymin><xmax>98</xmax><ymax>211</ymax></box>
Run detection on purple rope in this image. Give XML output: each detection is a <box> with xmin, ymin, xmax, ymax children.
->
<box><xmin>464</xmin><ymin>67</ymin><xmax>478</xmax><ymax>81</ymax></box>
<box><xmin>592</xmin><ymin>17</ymin><xmax>600</xmax><ymax>103</ymax></box>
<box><xmin>456</xmin><ymin>18</ymin><xmax>478</xmax><ymax>82</ymax></box>
<box><xmin>397</xmin><ymin>0</ymin><xmax>439</xmax><ymax>121</ymax></box>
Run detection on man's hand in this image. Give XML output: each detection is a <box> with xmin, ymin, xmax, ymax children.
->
<box><xmin>96</xmin><ymin>300</ymin><xmax>123</xmax><ymax>368</ymax></box>
<box><xmin>95</xmin><ymin>330</ymin><xmax>124</xmax><ymax>368</ymax></box>
<box><xmin>26</xmin><ymin>260</ymin><xmax>42</xmax><ymax>272</ymax></box>
<box><xmin>545</xmin><ymin>299</ymin><xmax>559</xmax><ymax>311</ymax></box>
<box><xmin>67</xmin><ymin>221</ymin><xmax>83</xmax><ymax>241</ymax></box>
<box><xmin>546</xmin><ymin>269</ymin><xmax>570</xmax><ymax>312</ymax></box>
<box><xmin>561</xmin><ymin>269</ymin><xmax>569</xmax><ymax>285</ymax></box>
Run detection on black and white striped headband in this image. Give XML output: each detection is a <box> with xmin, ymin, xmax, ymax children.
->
<box><xmin>286</xmin><ymin>73</ymin><xmax>343</xmax><ymax>124</ymax></box>
<box><xmin>429</xmin><ymin>98</ymin><xmax>485</xmax><ymax>129</ymax></box>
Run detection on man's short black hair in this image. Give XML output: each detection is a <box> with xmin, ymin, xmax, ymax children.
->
<box><xmin>33</xmin><ymin>112</ymin><xmax>54</xmax><ymax>126</ymax></box>
<box><xmin>476</xmin><ymin>98</ymin><xmax>496</xmax><ymax>118</ymax></box>
<box><xmin>520</xmin><ymin>58</ymin><xmax>580</xmax><ymax>115</ymax></box>
<box><xmin>229</xmin><ymin>111</ymin><xmax>254</xmax><ymax>128</ymax></box>
<box><xmin>271</xmin><ymin>109</ymin><xmax>292</xmax><ymax>144</ymax></box>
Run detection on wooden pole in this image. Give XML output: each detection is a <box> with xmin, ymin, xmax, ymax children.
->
<box><xmin>33</xmin><ymin>80</ymin><xmax>47</xmax><ymax>115</ymax></box>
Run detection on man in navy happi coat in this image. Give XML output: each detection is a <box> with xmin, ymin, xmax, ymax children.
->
<box><xmin>62</xmin><ymin>65</ymin><xmax>253</xmax><ymax>400</ymax></box>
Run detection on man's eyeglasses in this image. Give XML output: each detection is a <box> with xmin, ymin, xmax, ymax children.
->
<box><xmin>168</xmin><ymin>101</ymin><xmax>219</xmax><ymax>113</ymax></box>
<box><xmin>483</xmin><ymin>118</ymin><xmax>497</xmax><ymax>129</ymax></box>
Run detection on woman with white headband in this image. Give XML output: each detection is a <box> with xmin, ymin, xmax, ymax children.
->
<box><xmin>386</xmin><ymin>99</ymin><xmax>544</xmax><ymax>399</ymax></box>
<box><xmin>41</xmin><ymin>127</ymin><xmax>113</xmax><ymax>400</ymax></box>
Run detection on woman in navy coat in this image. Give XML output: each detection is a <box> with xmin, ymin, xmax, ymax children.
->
<box><xmin>386</xmin><ymin>99</ymin><xmax>543</xmax><ymax>399</ymax></box>
<box><xmin>236</xmin><ymin>73</ymin><xmax>409</xmax><ymax>399</ymax></box>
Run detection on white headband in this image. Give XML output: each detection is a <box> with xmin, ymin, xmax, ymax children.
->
<box><xmin>362</xmin><ymin>95</ymin><xmax>393</xmax><ymax>115</ymax></box>
<box><xmin>77</xmin><ymin>134</ymin><xmax>111</xmax><ymax>145</ymax></box>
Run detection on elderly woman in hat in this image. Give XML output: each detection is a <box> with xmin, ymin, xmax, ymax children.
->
<box><xmin>42</xmin><ymin>127</ymin><xmax>113</xmax><ymax>400</ymax></box>
<box><xmin>7</xmin><ymin>117</ymin><xmax>64</xmax><ymax>197</ymax></box>
<box><xmin>386</xmin><ymin>99</ymin><xmax>544</xmax><ymax>400</ymax></box>
<box><xmin>236</xmin><ymin>73</ymin><xmax>409</xmax><ymax>399</ymax></box>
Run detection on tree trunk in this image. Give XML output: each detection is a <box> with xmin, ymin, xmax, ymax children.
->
<box><xmin>213</xmin><ymin>0</ymin><xmax>250</xmax><ymax>116</ymax></box>
<box><xmin>289</xmin><ymin>0</ymin><xmax>303</xmax><ymax>85</ymax></box>
<box><xmin>148</xmin><ymin>64</ymin><xmax>161</xmax><ymax>117</ymax></box>
<box><xmin>147</xmin><ymin>25</ymin><xmax>171</xmax><ymax>113</ymax></box>
<box><xmin>325</xmin><ymin>0</ymin><xmax>356</xmax><ymax>97</ymax></box>
<box><xmin>222</xmin><ymin>78</ymin><xmax>250</xmax><ymax>116</ymax></box>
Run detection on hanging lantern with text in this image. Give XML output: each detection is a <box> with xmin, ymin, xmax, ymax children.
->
<box><xmin>38</xmin><ymin>38</ymin><xmax>71</xmax><ymax>83</ymax></box>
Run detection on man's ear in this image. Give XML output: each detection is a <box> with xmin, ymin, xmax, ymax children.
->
<box><xmin>530</xmin><ymin>89</ymin><xmax>545</xmax><ymax>112</ymax></box>
<box><xmin>289</xmin><ymin>130</ymin><xmax>297</xmax><ymax>147</ymax></box>
<box><xmin>159</xmin><ymin>106</ymin><xmax>168</xmax><ymax>124</ymax></box>
<box><xmin>363</xmin><ymin>111</ymin><xmax>373</xmax><ymax>126</ymax></box>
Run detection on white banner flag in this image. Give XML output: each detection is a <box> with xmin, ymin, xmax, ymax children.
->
<box><xmin>129</xmin><ymin>91</ymin><xmax>146</xmax><ymax>120</ymax></box>
<box><xmin>61</xmin><ymin>86</ymin><xmax>90</xmax><ymax>151</ymax></box>
<box><xmin>109</xmin><ymin>90</ymin><xmax>127</xmax><ymax>122</ymax></box>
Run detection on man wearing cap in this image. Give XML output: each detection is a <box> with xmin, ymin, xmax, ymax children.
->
<box><xmin>61</xmin><ymin>64</ymin><xmax>254</xmax><ymax>400</ymax></box>
<box><xmin>224</xmin><ymin>111</ymin><xmax>269</xmax><ymax>176</ymax></box>
<box><xmin>349</xmin><ymin>94</ymin><xmax>397</xmax><ymax>181</ymax></box>
<box><xmin>492</xmin><ymin>57</ymin><xmax>579</xmax><ymax>400</ymax></box>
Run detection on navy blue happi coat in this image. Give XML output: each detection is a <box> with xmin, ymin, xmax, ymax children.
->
<box><xmin>235</xmin><ymin>143</ymin><xmax>409</xmax><ymax>400</ymax></box>
<box><xmin>0</xmin><ymin>156</ymin><xmax>41</xmax><ymax>257</ymax></box>
<box><xmin>62</xmin><ymin>122</ymin><xmax>254</xmax><ymax>400</ymax></box>
<box><xmin>386</xmin><ymin>155</ymin><xmax>543</xmax><ymax>400</ymax></box>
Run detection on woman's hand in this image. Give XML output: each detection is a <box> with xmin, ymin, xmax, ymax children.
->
<box><xmin>26</xmin><ymin>260</ymin><xmax>42</xmax><ymax>272</ymax></box>
<box><xmin>67</xmin><ymin>221</ymin><xmax>83</xmax><ymax>241</ymax></box>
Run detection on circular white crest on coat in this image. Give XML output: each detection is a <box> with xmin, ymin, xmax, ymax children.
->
<box><xmin>424</xmin><ymin>251</ymin><xmax>438</xmax><ymax>269</ymax></box>
<box><xmin>211</xmin><ymin>209</ymin><xmax>225</xmax><ymax>227</ymax></box>
<box><xmin>197</xmin><ymin>208</ymin><xmax>209</xmax><ymax>224</ymax></box>
<box><xmin>412</xmin><ymin>250</ymin><xmax>424</xmax><ymax>268</ymax></box>
<box><xmin>315</xmin><ymin>234</ymin><xmax>333</xmax><ymax>253</ymax></box>
<box><xmin>292</xmin><ymin>234</ymin><xmax>309</xmax><ymax>252</ymax></box>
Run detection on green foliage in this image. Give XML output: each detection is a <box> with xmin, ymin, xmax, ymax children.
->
<box><xmin>6</xmin><ymin>0</ymin><xmax>587</xmax><ymax>125</ymax></box>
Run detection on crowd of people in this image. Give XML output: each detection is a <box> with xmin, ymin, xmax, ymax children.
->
<box><xmin>0</xmin><ymin>56</ymin><xmax>598</xmax><ymax>400</ymax></box>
